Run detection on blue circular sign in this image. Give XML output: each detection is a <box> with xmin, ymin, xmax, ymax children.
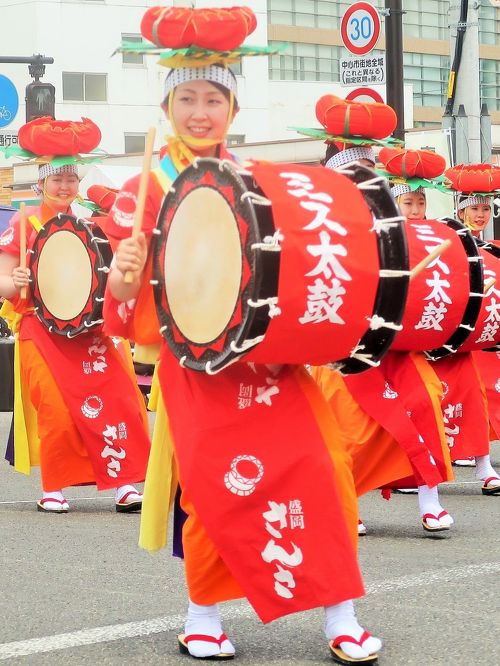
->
<box><xmin>0</xmin><ymin>75</ymin><xmax>19</xmax><ymax>128</ymax></box>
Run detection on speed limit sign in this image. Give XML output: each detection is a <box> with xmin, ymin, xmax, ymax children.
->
<box><xmin>341</xmin><ymin>2</ymin><xmax>381</xmax><ymax>56</ymax></box>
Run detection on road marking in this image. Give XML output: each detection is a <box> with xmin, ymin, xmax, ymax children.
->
<box><xmin>0</xmin><ymin>561</ymin><xmax>498</xmax><ymax>660</ymax></box>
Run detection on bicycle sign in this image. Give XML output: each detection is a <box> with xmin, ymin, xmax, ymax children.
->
<box><xmin>341</xmin><ymin>2</ymin><xmax>381</xmax><ymax>56</ymax></box>
<box><xmin>0</xmin><ymin>75</ymin><xmax>19</xmax><ymax>129</ymax></box>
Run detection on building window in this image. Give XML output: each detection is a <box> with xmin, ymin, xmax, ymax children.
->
<box><xmin>269</xmin><ymin>41</ymin><xmax>349</xmax><ymax>82</ymax></box>
<box><xmin>268</xmin><ymin>0</ymin><xmax>349</xmax><ymax>29</ymax></box>
<box><xmin>402</xmin><ymin>1</ymin><xmax>448</xmax><ymax>40</ymax></box>
<box><xmin>479</xmin><ymin>4</ymin><xmax>500</xmax><ymax>45</ymax></box>
<box><xmin>480</xmin><ymin>59</ymin><xmax>500</xmax><ymax>112</ymax></box>
<box><xmin>122</xmin><ymin>34</ymin><xmax>145</xmax><ymax>66</ymax></box>
<box><xmin>226</xmin><ymin>134</ymin><xmax>245</xmax><ymax>146</ymax></box>
<box><xmin>62</xmin><ymin>72</ymin><xmax>107</xmax><ymax>102</ymax></box>
<box><xmin>124</xmin><ymin>133</ymin><xmax>146</xmax><ymax>154</ymax></box>
<box><xmin>403</xmin><ymin>53</ymin><xmax>449</xmax><ymax>107</ymax></box>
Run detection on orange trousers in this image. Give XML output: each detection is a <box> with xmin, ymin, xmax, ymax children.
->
<box><xmin>311</xmin><ymin>356</ymin><xmax>452</xmax><ymax>496</ymax></box>
<box><xmin>20</xmin><ymin>339</ymin><xmax>95</xmax><ymax>491</ymax></box>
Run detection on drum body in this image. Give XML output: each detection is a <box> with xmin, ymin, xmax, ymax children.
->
<box><xmin>29</xmin><ymin>214</ymin><xmax>112</xmax><ymax>336</ymax></box>
<box><xmin>153</xmin><ymin>158</ymin><xmax>408</xmax><ymax>373</ymax></box>
<box><xmin>390</xmin><ymin>217</ymin><xmax>483</xmax><ymax>359</ymax></box>
<box><xmin>460</xmin><ymin>239</ymin><xmax>500</xmax><ymax>352</ymax></box>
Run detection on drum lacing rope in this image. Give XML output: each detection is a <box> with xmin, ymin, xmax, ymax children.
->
<box><xmin>356</xmin><ymin>176</ymin><xmax>386</xmax><ymax>190</ymax></box>
<box><xmin>467</xmin><ymin>256</ymin><xmax>482</xmax><ymax>263</ymax></box>
<box><xmin>470</xmin><ymin>291</ymin><xmax>486</xmax><ymax>298</ymax></box>
<box><xmin>459</xmin><ymin>323</ymin><xmax>476</xmax><ymax>331</ymax></box>
<box><xmin>251</xmin><ymin>230</ymin><xmax>283</xmax><ymax>252</ymax></box>
<box><xmin>368</xmin><ymin>314</ymin><xmax>403</xmax><ymax>331</ymax></box>
<box><xmin>371</xmin><ymin>216</ymin><xmax>406</xmax><ymax>233</ymax></box>
<box><xmin>83</xmin><ymin>317</ymin><xmax>104</xmax><ymax>328</ymax></box>
<box><xmin>218</xmin><ymin>159</ymin><xmax>239</xmax><ymax>173</ymax></box>
<box><xmin>349</xmin><ymin>344</ymin><xmax>380</xmax><ymax>368</ymax></box>
<box><xmin>230</xmin><ymin>335</ymin><xmax>266</xmax><ymax>354</ymax></box>
<box><xmin>152</xmin><ymin>228</ymin><xmax>162</xmax><ymax>236</ymax></box>
<box><xmin>150</xmin><ymin>279</ymin><xmax>160</xmax><ymax>285</ymax></box>
<box><xmin>247</xmin><ymin>297</ymin><xmax>281</xmax><ymax>318</ymax></box>
<box><xmin>379</xmin><ymin>268</ymin><xmax>411</xmax><ymax>278</ymax></box>
<box><xmin>97</xmin><ymin>266</ymin><xmax>110</xmax><ymax>273</ymax></box>
<box><xmin>240</xmin><ymin>191</ymin><xmax>272</xmax><ymax>206</ymax></box>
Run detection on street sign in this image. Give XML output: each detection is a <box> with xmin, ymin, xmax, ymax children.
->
<box><xmin>345</xmin><ymin>88</ymin><xmax>384</xmax><ymax>104</ymax></box>
<box><xmin>0</xmin><ymin>75</ymin><xmax>19</xmax><ymax>129</ymax></box>
<box><xmin>340</xmin><ymin>54</ymin><xmax>386</xmax><ymax>87</ymax></box>
<box><xmin>341</xmin><ymin>2</ymin><xmax>381</xmax><ymax>56</ymax></box>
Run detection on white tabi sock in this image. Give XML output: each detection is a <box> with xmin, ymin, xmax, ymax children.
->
<box><xmin>41</xmin><ymin>490</ymin><xmax>69</xmax><ymax>511</ymax></box>
<box><xmin>324</xmin><ymin>600</ymin><xmax>382</xmax><ymax>659</ymax></box>
<box><xmin>417</xmin><ymin>484</ymin><xmax>454</xmax><ymax>527</ymax></box>
<box><xmin>115</xmin><ymin>484</ymin><xmax>142</xmax><ymax>503</ymax></box>
<box><xmin>475</xmin><ymin>455</ymin><xmax>500</xmax><ymax>487</ymax></box>
<box><xmin>184</xmin><ymin>600</ymin><xmax>235</xmax><ymax>658</ymax></box>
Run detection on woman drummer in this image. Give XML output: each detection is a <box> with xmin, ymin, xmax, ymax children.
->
<box><xmin>457</xmin><ymin>193</ymin><xmax>493</xmax><ymax>238</ymax></box>
<box><xmin>0</xmin><ymin>117</ymin><xmax>150</xmax><ymax>513</ymax></box>
<box><xmin>105</xmin><ymin>6</ymin><xmax>382</xmax><ymax>664</ymax></box>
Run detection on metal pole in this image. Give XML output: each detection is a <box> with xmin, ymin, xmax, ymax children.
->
<box><xmin>384</xmin><ymin>0</ymin><xmax>405</xmax><ymax>141</ymax></box>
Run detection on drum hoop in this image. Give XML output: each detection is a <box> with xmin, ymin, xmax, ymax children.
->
<box><xmin>29</xmin><ymin>214</ymin><xmax>110</xmax><ymax>337</ymax></box>
<box><xmin>424</xmin><ymin>217</ymin><xmax>483</xmax><ymax>360</ymax></box>
<box><xmin>332</xmin><ymin>164</ymin><xmax>409</xmax><ymax>374</ymax></box>
<box><xmin>153</xmin><ymin>158</ymin><xmax>278</xmax><ymax>372</ymax></box>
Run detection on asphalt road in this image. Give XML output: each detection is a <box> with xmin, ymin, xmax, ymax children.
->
<box><xmin>0</xmin><ymin>411</ymin><xmax>498</xmax><ymax>665</ymax></box>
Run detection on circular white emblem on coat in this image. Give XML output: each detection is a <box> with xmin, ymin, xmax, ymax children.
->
<box><xmin>81</xmin><ymin>395</ymin><xmax>104</xmax><ymax>419</ymax></box>
<box><xmin>0</xmin><ymin>227</ymin><xmax>14</xmax><ymax>246</ymax></box>
<box><xmin>224</xmin><ymin>455</ymin><xmax>264</xmax><ymax>497</ymax></box>
<box><xmin>112</xmin><ymin>191</ymin><xmax>137</xmax><ymax>228</ymax></box>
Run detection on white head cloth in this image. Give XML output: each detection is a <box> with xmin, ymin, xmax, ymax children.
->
<box><xmin>325</xmin><ymin>146</ymin><xmax>376</xmax><ymax>170</ymax></box>
<box><xmin>391</xmin><ymin>183</ymin><xmax>425</xmax><ymax>199</ymax></box>
<box><xmin>38</xmin><ymin>163</ymin><xmax>78</xmax><ymax>181</ymax></box>
<box><xmin>457</xmin><ymin>195</ymin><xmax>492</xmax><ymax>211</ymax></box>
<box><xmin>164</xmin><ymin>64</ymin><xmax>238</xmax><ymax>102</ymax></box>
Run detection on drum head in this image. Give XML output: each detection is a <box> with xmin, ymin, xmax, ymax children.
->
<box><xmin>29</xmin><ymin>214</ymin><xmax>111</xmax><ymax>336</ymax></box>
<box><xmin>153</xmin><ymin>158</ymin><xmax>278</xmax><ymax>372</ymax></box>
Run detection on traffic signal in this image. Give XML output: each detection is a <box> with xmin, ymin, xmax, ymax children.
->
<box><xmin>25</xmin><ymin>81</ymin><xmax>55</xmax><ymax>122</ymax></box>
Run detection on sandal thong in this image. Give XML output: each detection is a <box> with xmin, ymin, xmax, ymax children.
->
<box><xmin>178</xmin><ymin>633</ymin><xmax>235</xmax><ymax>660</ymax></box>
<box><xmin>329</xmin><ymin>631</ymin><xmax>379</xmax><ymax>665</ymax></box>
<box><xmin>421</xmin><ymin>512</ymin><xmax>450</xmax><ymax>532</ymax></box>
<box><xmin>481</xmin><ymin>476</ymin><xmax>500</xmax><ymax>496</ymax></box>
<box><xmin>37</xmin><ymin>497</ymin><xmax>69</xmax><ymax>513</ymax></box>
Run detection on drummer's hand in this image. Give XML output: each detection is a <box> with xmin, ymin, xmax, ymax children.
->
<box><xmin>11</xmin><ymin>267</ymin><xmax>30</xmax><ymax>290</ymax></box>
<box><xmin>115</xmin><ymin>233</ymin><xmax>148</xmax><ymax>276</ymax></box>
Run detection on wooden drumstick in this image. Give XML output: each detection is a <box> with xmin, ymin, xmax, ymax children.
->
<box><xmin>409</xmin><ymin>239</ymin><xmax>452</xmax><ymax>282</ymax></box>
<box><xmin>124</xmin><ymin>127</ymin><xmax>156</xmax><ymax>284</ymax></box>
<box><xmin>19</xmin><ymin>202</ymin><xmax>27</xmax><ymax>299</ymax></box>
<box><xmin>484</xmin><ymin>277</ymin><xmax>496</xmax><ymax>294</ymax></box>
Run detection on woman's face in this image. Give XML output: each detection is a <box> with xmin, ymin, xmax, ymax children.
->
<box><xmin>169</xmin><ymin>79</ymin><xmax>235</xmax><ymax>156</ymax></box>
<box><xmin>459</xmin><ymin>203</ymin><xmax>492</xmax><ymax>234</ymax></box>
<box><xmin>41</xmin><ymin>173</ymin><xmax>79</xmax><ymax>211</ymax></box>
<box><xmin>398</xmin><ymin>192</ymin><xmax>427</xmax><ymax>220</ymax></box>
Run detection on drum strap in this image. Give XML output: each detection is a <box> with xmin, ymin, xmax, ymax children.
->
<box><xmin>152</xmin><ymin>155</ymin><xmax>178</xmax><ymax>195</ymax></box>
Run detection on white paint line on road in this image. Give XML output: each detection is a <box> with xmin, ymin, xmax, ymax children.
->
<box><xmin>0</xmin><ymin>561</ymin><xmax>498</xmax><ymax>660</ymax></box>
<box><xmin>0</xmin><ymin>496</ymin><xmax>114</xmax><ymax>505</ymax></box>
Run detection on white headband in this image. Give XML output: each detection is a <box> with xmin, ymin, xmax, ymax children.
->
<box><xmin>38</xmin><ymin>163</ymin><xmax>78</xmax><ymax>180</ymax></box>
<box><xmin>392</xmin><ymin>184</ymin><xmax>425</xmax><ymax>199</ymax></box>
<box><xmin>325</xmin><ymin>146</ymin><xmax>376</xmax><ymax>170</ymax></box>
<box><xmin>164</xmin><ymin>65</ymin><xmax>238</xmax><ymax>102</ymax></box>
<box><xmin>457</xmin><ymin>195</ymin><xmax>492</xmax><ymax>211</ymax></box>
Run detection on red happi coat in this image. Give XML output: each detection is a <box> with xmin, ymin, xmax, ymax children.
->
<box><xmin>0</xmin><ymin>204</ymin><xmax>150</xmax><ymax>489</ymax></box>
<box><xmin>103</xmin><ymin>147</ymin><xmax>366</xmax><ymax>623</ymax></box>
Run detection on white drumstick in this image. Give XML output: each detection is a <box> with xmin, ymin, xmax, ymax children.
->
<box><xmin>124</xmin><ymin>127</ymin><xmax>156</xmax><ymax>284</ymax></box>
<box><xmin>19</xmin><ymin>202</ymin><xmax>27</xmax><ymax>299</ymax></box>
<box><xmin>409</xmin><ymin>240</ymin><xmax>452</xmax><ymax>282</ymax></box>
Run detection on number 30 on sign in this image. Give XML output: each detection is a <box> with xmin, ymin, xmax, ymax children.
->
<box><xmin>341</xmin><ymin>2</ymin><xmax>381</xmax><ymax>56</ymax></box>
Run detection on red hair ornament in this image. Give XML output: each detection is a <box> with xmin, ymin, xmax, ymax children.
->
<box><xmin>315</xmin><ymin>95</ymin><xmax>397</xmax><ymax>139</ymax></box>
<box><xmin>445</xmin><ymin>164</ymin><xmax>500</xmax><ymax>193</ymax></box>
<box><xmin>379</xmin><ymin>147</ymin><xmax>446</xmax><ymax>179</ymax></box>
<box><xmin>141</xmin><ymin>5</ymin><xmax>257</xmax><ymax>50</ymax></box>
<box><xmin>18</xmin><ymin>117</ymin><xmax>101</xmax><ymax>156</ymax></box>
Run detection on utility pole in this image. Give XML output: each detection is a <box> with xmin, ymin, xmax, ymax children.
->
<box><xmin>384</xmin><ymin>0</ymin><xmax>405</xmax><ymax>142</ymax></box>
<box><xmin>447</xmin><ymin>1</ymin><xmax>482</xmax><ymax>164</ymax></box>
